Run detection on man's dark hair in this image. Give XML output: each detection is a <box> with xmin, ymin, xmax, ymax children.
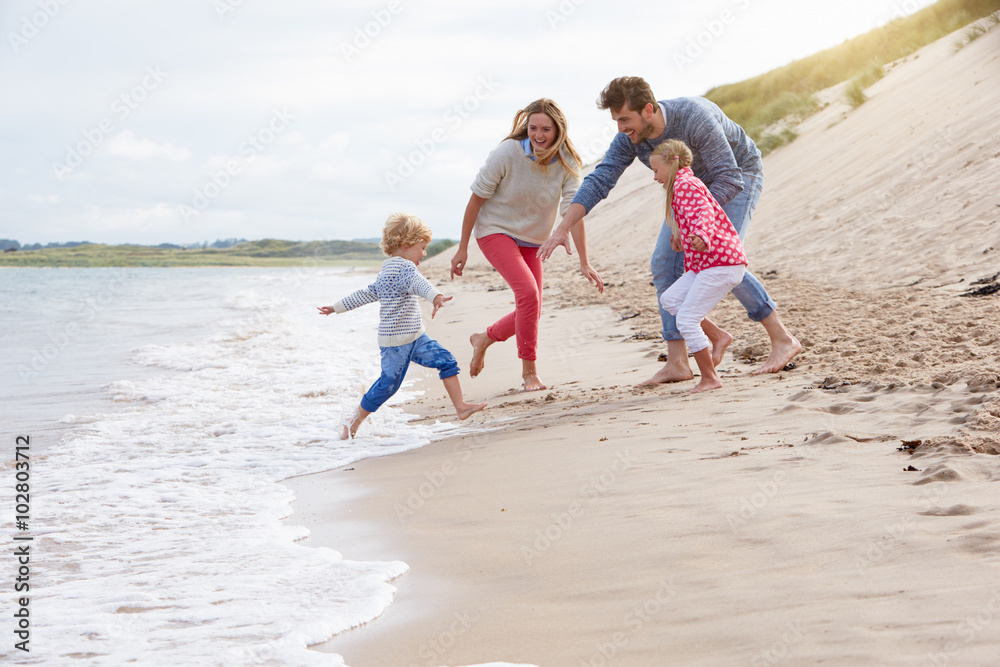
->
<box><xmin>597</xmin><ymin>76</ymin><xmax>656</xmax><ymax>113</ymax></box>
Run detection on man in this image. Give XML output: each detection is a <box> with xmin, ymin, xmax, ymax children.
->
<box><xmin>537</xmin><ymin>76</ymin><xmax>800</xmax><ymax>383</ymax></box>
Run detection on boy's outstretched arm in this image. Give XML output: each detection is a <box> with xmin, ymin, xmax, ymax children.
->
<box><xmin>431</xmin><ymin>294</ymin><xmax>453</xmax><ymax>319</ymax></box>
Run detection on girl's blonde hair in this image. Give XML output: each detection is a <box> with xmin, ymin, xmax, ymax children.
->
<box><xmin>650</xmin><ymin>139</ymin><xmax>694</xmax><ymax>235</ymax></box>
<box><xmin>503</xmin><ymin>98</ymin><xmax>582</xmax><ymax>177</ymax></box>
<box><xmin>380</xmin><ymin>212</ymin><xmax>432</xmax><ymax>255</ymax></box>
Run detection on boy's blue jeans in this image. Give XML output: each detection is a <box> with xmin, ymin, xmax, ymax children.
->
<box><xmin>650</xmin><ymin>171</ymin><xmax>775</xmax><ymax>341</ymax></box>
<box><xmin>360</xmin><ymin>334</ymin><xmax>460</xmax><ymax>413</ymax></box>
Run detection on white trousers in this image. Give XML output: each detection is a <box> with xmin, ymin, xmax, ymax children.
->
<box><xmin>659</xmin><ymin>264</ymin><xmax>746</xmax><ymax>353</ymax></box>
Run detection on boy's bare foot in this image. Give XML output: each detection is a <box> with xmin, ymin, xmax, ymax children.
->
<box><xmin>710</xmin><ymin>330</ymin><xmax>733</xmax><ymax>367</ymax></box>
<box><xmin>636</xmin><ymin>362</ymin><xmax>694</xmax><ymax>387</ymax></box>
<box><xmin>752</xmin><ymin>336</ymin><xmax>802</xmax><ymax>375</ymax></box>
<box><xmin>338</xmin><ymin>423</ymin><xmax>350</xmax><ymax>440</ymax></box>
<box><xmin>469</xmin><ymin>332</ymin><xmax>493</xmax><ymax>378</ymax></box>
<box><xmin>690</xmin><ymin>377</ymin><xmax>724</xmax><ymax>394</ymax></box>
<box><xmin>522</xmin><ymin>373</ymin><xmax>547</xmax><ymax>392</ymax></box>
<box><xmin>456</xmin><ymin>401</ymin><xmax>488</xmax><ymax>420</ymax></box>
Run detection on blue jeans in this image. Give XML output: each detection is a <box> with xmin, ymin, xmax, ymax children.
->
<box><xmin>650</xmin><ymin>171</ymin><xmax>774</xmax><ymax>341</ymax></box>
<box><xmin>360</xmin><ymin>334</ymin><xmax>460</xmax><ymax>413</ymax></box>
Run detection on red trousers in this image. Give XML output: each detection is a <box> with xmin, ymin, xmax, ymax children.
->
<box><xmin>477</xmin><ymin>233</ymin><xmax>543</xmax><ymax>361</ymax></box>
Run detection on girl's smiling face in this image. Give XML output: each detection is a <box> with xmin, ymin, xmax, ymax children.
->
<box><xmin>527</xmin><ymin>112</ymin><xmax>557</xmax><ymax>153</ymax></box>
<box><xmin>650</xmin><ymin>154</ymin><xmax>673</xmax><ymax>187</ymax></box>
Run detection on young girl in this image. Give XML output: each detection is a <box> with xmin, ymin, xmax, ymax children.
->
<box><xmin>649</xmin><ymin>139</ymin><xmax>748</xmax><ymax>393</ymax></box>
<box><xmin>450</xmin><ymin>98</ymin><xmax>603</xmax><ymax>391</ymax></box>
<box><xmin>319</xmin><ymin>213</ymin><xmax>487</xmax><ymax>438</ymax></box>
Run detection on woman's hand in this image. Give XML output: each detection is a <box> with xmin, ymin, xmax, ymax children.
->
<box><xmin>450</xmin><ymin>247</ymin><xmax>468</xmax><ymax>279</ymax></box>
<box><xmin>580</xmin><ymin>263</ymin><xmax>604</xmax><ymax>293</ymax></box>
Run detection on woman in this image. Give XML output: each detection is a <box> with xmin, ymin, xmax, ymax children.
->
<box><xmin>450</xmin><ymin>98</ymin><xmax>603</xmax><ymax>391</ymax></box>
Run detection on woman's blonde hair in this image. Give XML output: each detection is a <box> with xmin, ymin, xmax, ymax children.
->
<box><xmin>380</xmin><ymin>212</ymin><xmax>432</xmax><ymax>255</ymax></box>
<box><xmin>503</xmin><ymin>98</ymin><xmax>582</xmax><ymax>177</ymax></box>
<box><xmin>650</xmin><ymin>139</ymin><xmax>694</xmax><ymax>235</ymax></box>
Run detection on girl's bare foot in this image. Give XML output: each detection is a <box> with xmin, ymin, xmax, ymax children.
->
<box><xmin>691</xmin><ymin>377</ymin><xmax>724</xmax><ymax>394</ymax></box>
<box><xmin>469</xmin><ymin>332</ymin><xmax>493</xmax><ymax>377</ymax></box>
<box><xmin>522</xmin><ymin>373</ymin><xmax>547</xmax><ymax>392</ymax></box>
<box><xmin>456</xmin><ymin>401</ymin><xmax>488</xmax><ymax>420</ymax></box>
<box><xmin>710</xmin><ymin>330</ymin><xmax>732</xmax><ymax>367</ymax></box>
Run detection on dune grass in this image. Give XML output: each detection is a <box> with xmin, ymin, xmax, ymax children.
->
<box><xmin>705</xmin><ymin>0</ymin><xmax>1000</xmax><ymax>152</ymax></box>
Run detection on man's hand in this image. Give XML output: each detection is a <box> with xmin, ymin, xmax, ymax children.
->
<box><xmin>670</xmin><ymin>232</ymin><xmax>682</xmax><ymax>253</ymax></box>
<box><xmin>432</xmin><ymin>294</ymin><xmax>453</xmax><ymax>318</ymax></box>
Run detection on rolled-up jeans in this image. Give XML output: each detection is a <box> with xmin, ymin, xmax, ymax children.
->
<box><xmin>660</xmin><ymin>264</ymin><xmax>746</xmax><ymax>354</ymax></box>
<box><xmin>650</xmin><ymin>171</ymin><xmax>774</xmax><ymax>341</ymax></box>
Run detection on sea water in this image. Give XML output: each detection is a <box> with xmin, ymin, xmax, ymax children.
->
<box><xmin>0</xmin><ymin>267</ymin><xmax>516</xmax><ymax>667</ymax></box>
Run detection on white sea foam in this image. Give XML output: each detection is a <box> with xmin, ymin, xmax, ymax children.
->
<box><xmin>2</xmin><ymin>268</ymin><xmax>468</xmax><ymax>666</ymax></box>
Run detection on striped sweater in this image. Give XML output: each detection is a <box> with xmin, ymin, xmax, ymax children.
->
<box><xmin>333</xmin><ymin>257</ymin><xmax>442</xmax><ymax>347</ymax></box>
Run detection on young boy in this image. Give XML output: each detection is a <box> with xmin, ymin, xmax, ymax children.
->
<box><xmin>318</xmin><ymin>212</ymin><xmax>487</xmax><ymax>439</ymax></box>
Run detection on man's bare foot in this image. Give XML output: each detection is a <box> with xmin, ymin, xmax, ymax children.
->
<box><xmin>469</xmin><ymin>332</ymin><xmax>493</xmax><ymax>378</ymax></box>
<box><xmin>690</xmin><ymin>377</ymin><xmax>724</xmax><ymax>394</ymax></box>
<box><xmin>456</xmin><ymin>401</ymin><xmax>488</xmax><ymax>420</ymax></box>
<box><xmin>710</xmin><ymin>330</ymin><xmax>733</xmax><ymax>367</ymax></box>
<box><xmin>522</xmin><ymin>373</ymin><xmax>547</xmax><ymax>392</ymax></box>
<box><xmin>752</xmin><ymin>336</ymin><xmax>802</xmax><ymax>375</ymax></box>
<box><xmin>636</xmin><ymin>362</ymin><xmax>694</xmax><ymax>387</ymax></box>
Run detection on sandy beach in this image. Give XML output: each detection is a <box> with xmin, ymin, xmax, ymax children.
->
<box><xmin>285</xmin><ymin>24</ymin><xmax>1000</xmax><ymax>667</ymax></box>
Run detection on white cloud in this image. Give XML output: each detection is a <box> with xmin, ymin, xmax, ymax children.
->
<box><xmin>105</xmin><ymin>130</ymin><xmax>192</xmax><ymax>161</ymax></box>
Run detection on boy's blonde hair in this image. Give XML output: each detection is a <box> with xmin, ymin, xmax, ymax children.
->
<box><xmin>650</xmin><ymin>139</ymin><xmax>694</xmax><ymax>235</ymax></box>
<box><xmin>380</xmin><ymin>212</ymin><xmax>432</xmax><ymax>255</ymax></box>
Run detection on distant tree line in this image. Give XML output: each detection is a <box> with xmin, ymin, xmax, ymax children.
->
<box><xmin>0</xmin><ymin>238</ymin><xmax>248</xmax><ymax>251</ymax></box>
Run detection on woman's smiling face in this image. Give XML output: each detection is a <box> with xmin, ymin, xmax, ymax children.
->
<box><xmin>527</xmin><ymin>112</ymin><xmax>557</xmax><ymax>152</ymax></box>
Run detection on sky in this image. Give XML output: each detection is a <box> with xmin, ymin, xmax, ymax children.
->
<box><xmin>1</xmin><ymin>0</ymin><xmax>935</xmax><ymax>246</ymax></box>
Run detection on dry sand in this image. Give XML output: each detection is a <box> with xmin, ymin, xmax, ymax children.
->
<box><xmin>286</xmin><ymin>23</ymin><xmax>1000</xmax><ymax>667</ymax></box>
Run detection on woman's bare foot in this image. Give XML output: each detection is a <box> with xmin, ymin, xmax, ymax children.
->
<box><xmin>469</xmin><ymin>332</ymin><xmax>493</xmax><ymax>378</ymax></box>
<box><xmin>456</xmin><ymin>401</ymin><xmax>488</xmax><ymax>420</ymax></box>
<box><xmin>522</xmin><ymin>373</ymin><xmax>547</xmax><ymax>392</ymax></box>
<box><xmin>752</xmin><ymin>336</ymin><xmax>802</xmax><ymax>374</ymax></box>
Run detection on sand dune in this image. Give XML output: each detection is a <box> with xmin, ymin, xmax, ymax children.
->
<box><xmin>287</xmin><ymin>21</ymin><xmax>1000</xmax><ymax>667</ymax></box>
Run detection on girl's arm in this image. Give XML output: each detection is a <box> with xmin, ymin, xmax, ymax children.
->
<box><xmin>451</xmin><ymin>193</ymin><xmax>486</xmax><ymax>279</ymax></box>
<box><xmin>569</xmin><ymin>219</ymin><xmax>604</xmax><ymax>293</ymax></box>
